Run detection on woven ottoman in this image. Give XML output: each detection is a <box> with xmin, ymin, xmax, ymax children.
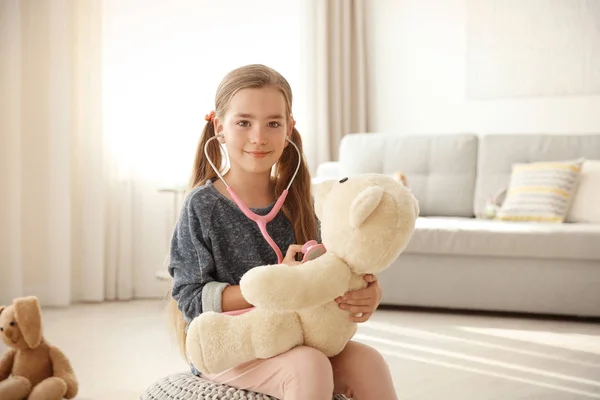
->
<box><xmin>140</xmin><ymin>372</ymin><xmax>350</xmax><ymax>400</ymax></box>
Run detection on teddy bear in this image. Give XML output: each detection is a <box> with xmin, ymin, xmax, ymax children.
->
<box><xmin>0</xmin><ymin>296</ymin><xmax>78</xmax><ymax>400</ymax></box>
<box><xmin>185</xmin><ymin>173</ymin><xmax>419</xmax><ymax>375</ymax></box>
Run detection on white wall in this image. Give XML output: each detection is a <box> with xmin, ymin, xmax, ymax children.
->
<box><xmin>366</xmin><ymin>0</ymin><xmax>600</xmax><ymax>135</ymax></box>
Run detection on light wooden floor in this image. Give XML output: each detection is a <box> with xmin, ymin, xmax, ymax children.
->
<box><xmin>2</xmin><ymin>300</ymin><xmax>599</xmax><ymax>399</ymax></box>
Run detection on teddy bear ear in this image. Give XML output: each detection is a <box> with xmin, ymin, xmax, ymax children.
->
<box><xmin>350</xmin><ymin>186</ymin><xmax>385</xmax><ymax>229</ymax></box>
<box><xmin>0</xmin><ymin>305</ymin><xmax>5</xmax><ymax>315</ymax></box>
<box><xmin>312</xmin><ymin>179</ymin><xmax>336</xmax><ymax>219</ymax></box>
<box><xmin>412</xmin><ymin>194</ymin><xmax>420</xmax><ymax>218</ymax></box>
<box><xmin>13</xmin><ymin>296</ymin><xmax>43</xmax><ymax>349</ymax></box>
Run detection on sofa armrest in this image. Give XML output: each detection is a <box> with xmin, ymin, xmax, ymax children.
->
<box><xmin>315</xmin><ymin>161</ymin><xmax>340</xmax><ymax>179</ymax></box>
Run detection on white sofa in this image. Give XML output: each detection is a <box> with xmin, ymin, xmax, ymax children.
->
<box><xmin>315</xmin><ymin>133</ymin><xmax>600</xmax><ymax>318</ymax></box>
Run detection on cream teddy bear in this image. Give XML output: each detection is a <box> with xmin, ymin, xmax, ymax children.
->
<box><xmin>186</xmin><ymin>173</ymin><xmax>419</xmax><ymax>375</ymax></box>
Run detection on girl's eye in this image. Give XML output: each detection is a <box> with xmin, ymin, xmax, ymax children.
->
<box><xmin>268</xmin><ymin>122</ymin><xmax>281</xmax><ymax>128</ymax></box>
<box><xmin>237</xmin><ymin>121</ymin><xmax>250</xmax><ymax>127</ymax></box>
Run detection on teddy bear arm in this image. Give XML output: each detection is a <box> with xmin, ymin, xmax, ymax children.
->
<box><xmin>0</xmin><ymin>348</ymin><xmax>16</xmax><ymax>381</ymax></box>
<box><xmin>241</xmin><ymin>256</ymin><xmax>351</xmax><ymax>311</ymax></box>
<box><xmin>48</xmin><ymin>346</ymin><xmax>78</xmax><ymax>398</ymax></box>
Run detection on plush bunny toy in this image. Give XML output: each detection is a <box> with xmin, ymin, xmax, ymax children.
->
<box><xmin>186</xmin><ymin>173</ymin><xmax>420</xmax><ymax>375</ymax></box>
<box><xmin>0</xmin><ymin>296</ymin><xmax>78</xmax><ymax>400</ymax></box>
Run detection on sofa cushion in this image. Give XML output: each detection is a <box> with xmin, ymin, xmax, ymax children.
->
<box><xmin>315</xmin><ymin>161</ymin><xmax>341</xmax><ymax>180</ymax></box>
<box><xmin>567</xmin><ymin>160</ymin><xmax>600</xmax><ymax>223</ymax></box>
<box><xmin>474</xmin><ymin>134</ymin><xmax>600</xmax><ymax>216</ymax></box>
<box><xmin>337</xmin><ymin>133</ymin><xmax>479</xmax><ymax>217</ymax></box>
<box><xmin>406</xmin><ymin>217</ymin><xmax>600</xmax><ymax>261</ymax></box>
<box><xmin>495</xmin><ymin>159</ymin><xmax>583</xmax><ymax>223</ymax></box>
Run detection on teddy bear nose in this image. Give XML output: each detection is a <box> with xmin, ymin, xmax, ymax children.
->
<box><xmin>1</xmin><ymin>326</ymin><xmax>14</xmax><ymax>337</ymax></box>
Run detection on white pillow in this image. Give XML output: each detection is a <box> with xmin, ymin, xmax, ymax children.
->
<box><xmin>567</xmin><ymin>160</ymin><xmax>600</xmax><ymax>223</ymax></box>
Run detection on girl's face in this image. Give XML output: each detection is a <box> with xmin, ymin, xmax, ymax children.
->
<box><xmin>215</xmin><ymin>87</ymin><xmax>293</xmax><ymax>176</ymax></box>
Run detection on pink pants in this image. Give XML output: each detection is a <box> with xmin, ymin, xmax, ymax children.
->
<box><xmin>204</xmin><ymin>341</ymin><xmax>398</xmax><ymax>400</ymax></box>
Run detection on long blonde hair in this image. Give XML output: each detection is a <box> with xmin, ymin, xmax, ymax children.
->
<box><xmin>167</xmin><ymin>64</ymin><xmax>317</xmax><ymax>361</ymax></box>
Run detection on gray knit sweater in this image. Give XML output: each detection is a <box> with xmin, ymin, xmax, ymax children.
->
<box><xmin>168</xmin><ymin>179</ymin><xmax>306</xmax><ymax>322</ymax></box>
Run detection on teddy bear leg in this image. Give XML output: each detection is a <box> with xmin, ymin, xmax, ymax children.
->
<box><xmin>0</xmin><ymin>376</ymin><xmax>32</xmax><ymax>400</ymax></box>
<box><xmin>28</xmin><ymin>377</ymin><xmax>67</xmax><ymax>400</ymax></box>
<box><xmin>187</xmin><ymin>310</ymin><xmax>304</xmax><ymax>375</ymax></box>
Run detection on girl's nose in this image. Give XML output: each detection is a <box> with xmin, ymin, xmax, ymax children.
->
<box><xmin>249</xmin><ymin>127</ymin><xmax>267</xmax><ymax>144</ymax></box>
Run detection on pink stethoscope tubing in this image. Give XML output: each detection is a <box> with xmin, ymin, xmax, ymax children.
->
<box><xmin>204</xmin><ymin>134</ymin><xmax>301</xmax><ymax>265</ymax></box>
<box><xmin>204</xmin><ymin>134</ymin><xmax>305</xmax><ymax>316</ymax></box>
<box><xmin>227</xmin><ymin>188</ymin><xmax>288</xmax><ymax>263</ymax></box>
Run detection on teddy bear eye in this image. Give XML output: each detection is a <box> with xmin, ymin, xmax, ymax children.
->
<box><xmin>0</xmin><ymin>327</ymin><xmax>3</xmax><ymax>331</ymax></box>
<box><xmin>10</xmin><ymin>321</ymin><xmax>15</xmax><ymax>326</ymax></box>
<box><xmin>339</xmin><ymin>177</ymin><xmax>348</xmax><ymax>183</ymax></box>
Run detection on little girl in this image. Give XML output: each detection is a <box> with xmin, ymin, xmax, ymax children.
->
<box><xmin>168</xmin><ymin>64</ymin><xmax>398</xmax><ymax>400</ymax></box>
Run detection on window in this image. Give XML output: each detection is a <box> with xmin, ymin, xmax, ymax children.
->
<box><xmin>102</xmin><ymin>0</ymin><xmax>305</xmax><ymax>184</ymax></box>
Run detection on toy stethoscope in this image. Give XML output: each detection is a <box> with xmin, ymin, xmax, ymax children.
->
<box><xmin>204</xmin><ymin>134</ymin><xmax>326</xmax><ymax>265</ymax></box>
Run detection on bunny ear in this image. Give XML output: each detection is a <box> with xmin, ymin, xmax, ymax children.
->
<box><xmin>13</xmin><ymin>297</ymin><xmax>43</xmax><ymax>349</ymax></box>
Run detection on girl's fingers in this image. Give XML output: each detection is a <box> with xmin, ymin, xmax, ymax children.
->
<box><xmin>337</xmin><ymin>297</ymin><xmax>372</xmax><ymax>306</ymax></box>
<box><xmin>283</xmin><ymin>244</ymin><xmax>305</xmax><ymax>265</ymax></box>
<box><xmin>351</xmin><ymin>312</ymin><xmax>372</xmax><ymax>323</ymax></box>
<box><xmin>285</xmin><ymin>244</ymin><xmax>304</xmax><ymax>257</ymax></box>
<box><xmin>340</xmin><ymin>304</ymin><xmax>372</xmax><ymax>314</ymax></box>
<box><xmin>341</xmin><ymin>288</ymin><xmax>374</xmax><ymax>301</ymax></box>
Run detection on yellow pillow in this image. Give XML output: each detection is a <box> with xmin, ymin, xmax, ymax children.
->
<box><xmin>495</xmin><ymin>160</ymin><xmax>583</xmax><ymax>223</ymax></box>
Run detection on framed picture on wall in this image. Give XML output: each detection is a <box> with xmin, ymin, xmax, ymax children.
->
<box><xmin>467</xmin><ymin>0</ymin><xmax>600</xmax><ymax>99</ymax></box>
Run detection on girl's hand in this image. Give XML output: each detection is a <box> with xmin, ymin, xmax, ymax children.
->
<box><xmin>335</xmin><ymin>274</ymin><xmax>382</xmax><ymax>323</ymax></box>
<box><xmin>283</xmin><ymin>244</ymin><xmax>304</xmax><ymax>266</ymax></box>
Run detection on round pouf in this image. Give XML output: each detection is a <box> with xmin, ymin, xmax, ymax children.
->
<box><xmin>140</xmin><ymin>373</ymin><xmax>350</xmax><ymax>400</ymax></box>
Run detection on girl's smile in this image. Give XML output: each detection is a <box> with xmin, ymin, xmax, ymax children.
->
<box><xmin>245</xmin><ymin>150</ymin><xmax>271</xmax><ymax>158</ymax></box>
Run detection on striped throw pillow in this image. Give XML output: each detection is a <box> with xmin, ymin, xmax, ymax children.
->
<box><xmin>495</xmin><ymin>160</ymin><xmax>583</xmax><ymax>223</ymax></box>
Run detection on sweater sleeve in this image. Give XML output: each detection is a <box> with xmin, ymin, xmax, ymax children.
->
<box><xmin>168</xmin><ymin>195</ymin><xmax>229</xmax><ymax>321</ymax></box>
<box><xmin>315</xmin><ymin>215</ymin><xmax>322</xmax><ymax>243</ymax></box>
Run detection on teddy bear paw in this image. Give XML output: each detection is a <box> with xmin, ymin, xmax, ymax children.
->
<box><xmin>0</xmin><ymin>376</ymin><xmax>32</xmax><ymax>400</ymax></box>
<box><xmin>186</xmin><ymin>317</ymin><xmax>209</xmax><ymax>374</ymax></box>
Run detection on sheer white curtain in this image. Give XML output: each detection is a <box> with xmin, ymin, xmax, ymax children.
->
<box><xmin>100</xmin><ymin>0</ymin><xmax>307</xmax><ymax>297</ymax></box>
<box><xmin>101</xmin><ymin>0</ymin><xmax>306</xmax><ymax>185</ymax></box>
<box><xmin>300</xmin><ymin>0</ymin><xmax>368</xmax><ymax>172</ymax></box>
<box><xmin>0</xmin><ymin>0</ymin><xmax>133</xmax><ymax>306</ymax></box>
<box><xmin>1</xmin><ymin>0</ymin><xmax>315</xmax><ymax>306</ymax></box>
